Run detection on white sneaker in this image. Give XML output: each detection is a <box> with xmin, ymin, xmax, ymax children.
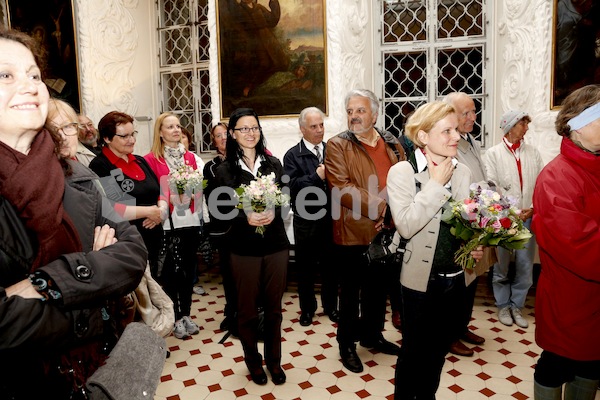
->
<box><xmin>173</xmin><ymin>319</ymin><xmax>190</xmax><ymax>339</ymax></box>
<box><xmin>511</xmin><ymin>307</ymin><xmax>529</xmax><ymax>328</ymax></box>
<box><xmin>498</xmin><ymin>306</ymin><xmax>513</xmax><ymax>326</ymax></box>
<box><xmin>193</xmin><ymin>286</ymin><xmax>206</xmax><ymax>295</ymax></box>
<box><xmin>182</xmin><ymin>315</ymin><xmax>200</xmax><ymax>335</ymax></box>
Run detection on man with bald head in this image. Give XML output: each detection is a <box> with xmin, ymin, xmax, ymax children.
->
<box><xmin>443</xmin><ymin>92</ymin><xmax>490</xmax><ymax>357</ymax></box>
<box><xmin>76</xmin><ymin>114</ymin><xmax>101</xmax><ymax>167</ymax></box>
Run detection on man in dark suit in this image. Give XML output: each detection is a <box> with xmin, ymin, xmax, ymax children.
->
<box><xmin>283</xmin><ymin>107</ymin><xmax>339</xmax><ymax>327</ymax></box>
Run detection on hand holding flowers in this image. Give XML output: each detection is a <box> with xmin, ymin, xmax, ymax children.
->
<box><xmin>441</xmin><ymin>183</ymin><xmax>533</xmax><ymax>270</ymax></box>
<box><xmin>168</xmin><ymin>164</ymin><xmax>206</xmax><ymax>215</ymax></box>
<box><xmin>235</xmin><ymin>172</ymin><xmax>290</xmax><ymax>237</ymax></box>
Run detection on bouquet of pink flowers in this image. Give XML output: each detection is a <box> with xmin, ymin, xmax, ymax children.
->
<box><xmin>168</xmin><ymin>164</ymin><xmax>206</xmax><ymax>215</ymax></box>
<box><xmin>441</xmin><ymin>183</ymin><xmax>532</xmax><ymax>270</ymax></box>
<box><xmin>168</xmin><ymin>164</ymin><xmax>205</xmax><ymax>195</ymax></box>
<box><xmin>235</xmin><ymin>172</ymin><xmax>290</xmax><ymax>237</ymax></box>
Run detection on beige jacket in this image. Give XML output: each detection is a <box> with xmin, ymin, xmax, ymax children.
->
<box><xmin>456</xmin><ymin>134</ymin><xmax>486</xmax><ymax>183</ymax></box>
<box><xmin>76</xmin><ymin>141</ymin><xmax>98</xmax><ymax>167</ymax></box>
<box><xmin>387</xmin><ymin>161</ymin><xmax>472</xmax><ymax>292</ymax></box>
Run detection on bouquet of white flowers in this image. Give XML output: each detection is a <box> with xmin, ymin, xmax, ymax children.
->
<box><xmin>168</xmin><ymin>164</ymin><xmax>205</xmax><ymax>215</ymax></box>
<box><xmin>235</xmin><ymin>172</ymin><xmax>290</xmax><ymax>236</ymax></box>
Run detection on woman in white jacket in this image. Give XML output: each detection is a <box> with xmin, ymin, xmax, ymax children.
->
<box><xmin>387</xmin><ymin>102</ymin><xmax>483</xmax><ymax>399</ymax></box>
<box><xmin>484</xmin><ymin>110</ymin><xmax>543</xmax><ymax>329</ymax></box>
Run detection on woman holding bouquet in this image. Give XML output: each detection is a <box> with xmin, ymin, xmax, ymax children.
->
<box><xmin>144</xmin><ymin>112</ymin><xmax>204</xmax><ymax>340</ymax></box>
<box><xmin>211</xmin><ymin>108</ymin><xmax>290</xmax><ymax>386</ymax></box>
<box><xmin>387</xmin><ymin>101</ymin><xmax>483</xmax><ymax>399</ymax></box>
<box><xmin>483</xmin><ymin>110</ymin><xmax>543</xmax><ymax>329</ymax></box>
<box><xmin>531</xmin><ymin>85</ymin><xmax>600</xmax><ymax>399</ymax></box>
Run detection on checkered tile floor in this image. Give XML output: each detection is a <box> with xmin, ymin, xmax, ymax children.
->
<box><xmin>154</xmin><ymin>271</ymin><xmax>599</xmax><ymax>400</ymax></box>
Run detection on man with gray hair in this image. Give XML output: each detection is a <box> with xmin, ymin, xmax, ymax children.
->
<box><xmin>283</xmin><ymin>107</ymin><xmax>339</xmax><ymax>328</ymax></box>
<box><xmin>325</xmin><ymin>89</ymin><xmax>404</xmax><ymax>373</ymax></box>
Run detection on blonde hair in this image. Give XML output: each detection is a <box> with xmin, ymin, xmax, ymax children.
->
<box><xmin>404</xmin><ymin>102</ymin><xmax>455</xmax><ymax>148</ymax></box>
<box><xmin>46</xmin><ymin>98</ymin><xmax>78</xmax><ymax>129</ymax></box>
<box><xmin>150</xmin><ymin>111</ymin><xmax>178</xmax><ymax>159</ymax></box>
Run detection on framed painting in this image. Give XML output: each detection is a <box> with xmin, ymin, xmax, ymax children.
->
<box><xmin>551</xmin><ymin>0</ymin><xmax>600</xmax><ymax>109</ymax></box>
<box><xmin>217</xmin><ymin>0</ymin><xmax>327</xmax><ymax>118</ymax></box>
<box><xmin>6</xmin><ymin>0</ymin><xmax>81</xmax><ymax>111</ymax></box>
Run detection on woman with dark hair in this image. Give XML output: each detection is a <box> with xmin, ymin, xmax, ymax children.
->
<box><xmin>211</xmin><ymin>108</ymin><xmax>289</xmax><ymax>385</ymax></box>
<box><xmin>532</xmin><ymin>84</ymin><xmax>600</xmax><ymax>399</ymax></box>
<box><xmin>89</xmin><ymin>111</ymin><xmax>163</xmax><ymax>273</ymax></box>
<box><xmin>0</xmin><ymin>28</ymin><xmax>147</xmax><ymax>398</ymax></box>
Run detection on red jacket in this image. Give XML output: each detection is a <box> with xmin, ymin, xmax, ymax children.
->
<box><xmin>532</xmin><ymin>138</ymin><xmax>600</xmax><ymax>361</ymax></box>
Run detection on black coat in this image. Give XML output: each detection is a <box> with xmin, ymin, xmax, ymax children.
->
<box><xmin>210</xmin><ymin>155</ymin><xmax>289</xmax><ymax>256</ymax></box>
<box><xmin>0</xmin><ymin>160</ymin><xmax>147</xmax><ymax>396</ymax></box>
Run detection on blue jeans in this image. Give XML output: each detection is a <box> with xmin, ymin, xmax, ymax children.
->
<box><xmin>492</xmin><ymin>218</ymin><xmax>535</xmax><ymax>309</ymax></box>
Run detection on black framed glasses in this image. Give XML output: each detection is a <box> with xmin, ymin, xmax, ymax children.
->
<box><xmin>114</xmin><ymin>131</ymin><xmax>138</xmax><ymax>140</ymax></box>
<box><xmin>58</xmin><ymin>123</ymin><xmax>79</xmax><ymax>136</ymax></box>
<box><xmin>233</xmin><ymin>126</ymin><xmax>261</xmax><ymax>134</ymax></box>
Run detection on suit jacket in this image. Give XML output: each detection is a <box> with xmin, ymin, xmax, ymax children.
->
<box><xmin>283</xmin><ymin>140</ymin><xmax>329</xmax><ymax>221</ymax></box>
<box><xmin>456</xmin><ymin>134</ymin><xmax>486</xmax><ymax>183</ymax></box>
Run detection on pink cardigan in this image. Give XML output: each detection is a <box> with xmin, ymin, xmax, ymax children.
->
<box><xmin>144</xmin><ymin>151</ymin><xmax>199</xmax><ymax>212</ymax></box>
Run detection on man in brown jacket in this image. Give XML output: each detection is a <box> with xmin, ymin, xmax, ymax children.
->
<box><xmin>325</xmin><ymin>89</ymin><xmax>405</xmax><ymax>373</ymax></box>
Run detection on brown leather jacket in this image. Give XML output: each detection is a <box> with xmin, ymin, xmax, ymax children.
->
<box><xmin>325</xmin><ymin>129</ymin><xmax>405</xmax><ymax>246</ymax></box>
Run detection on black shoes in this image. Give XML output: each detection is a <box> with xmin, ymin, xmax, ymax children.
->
<box><xmin>299</xmin><ymin>312</ymin><xmax>313</xmax><ymax>327</ymax></box>
<box><xmin>340</xmin><ymin>345</ymin><xmax>364</xmax><ymax>373</ymax></box>
<box><xmin>249</xmin><ymin>366</ymin><xmax>268</xmax><ymax>385</ymax></box>
<box><xmin>325</xmin><ymin>309</ymin><xmax>339</xmax><ymax>323</ymax></box>
<box><xmin>360</xmin><ymin>336</ymin><xmax>401</xmax><ymax>355</ymax></box>
<box><xmin>268</xmin><ymin>366</ymin><xmax>287</xmax><ymax>385</ymax></box>
<box><xmin>220</xmin><ymin>316</ymin><xmax>231</xmax><ymax>331</ymax></box>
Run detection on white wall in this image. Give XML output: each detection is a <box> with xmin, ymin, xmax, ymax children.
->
<box><xmin>493</xmin><ymin>0</ymin><xmax>562</xmax><ymax>164</ymax></box>
<box><xmin>74</xmin><ymin>0</ymin><xmax>562</xmax><ymax>165</ymax></box>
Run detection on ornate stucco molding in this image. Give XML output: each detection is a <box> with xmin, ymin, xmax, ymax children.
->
<box><xmin>75</xmin><ymin>0</ymin><xmax>139</xmax><ymax>121</ymax></box>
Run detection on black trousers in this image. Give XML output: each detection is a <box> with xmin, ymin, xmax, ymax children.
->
<box><xmin>293</xmin><ymin>217</ymin><xmax>338</xmax><ymax>314</ymax></box>
<box><xmin>395</xmin><ymin>275</ymin><xmax>466</xmax><ymax>400</ymax></box>
<box><xmin>159</xmin><ymin>227</ymin><xmax>199</xmax><ymax>321</ymax></box>
<box><xmin>455</xmin><ymin>274</ymin><xmax>478</xmax><ymax>340</ymax></box>
<box><xmin>230</xmin><ymin>250</ymin><xmax>288</xmax><ymax>370</ymax></box>
<box><xmin>335</xmin><ymin>244</ymin><xmax>387</xmax><ymax>346</ymax></box>
<box><xmin>535</xmin><ymin>350</ymin><xmax>600</xmax><ymax>387</ymax></box>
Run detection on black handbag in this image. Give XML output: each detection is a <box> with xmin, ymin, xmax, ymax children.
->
<box><xmin>364</xmin><ymin>208</ymin><xmax>408</xmax><ymax>266</ymax></box>
<box><xmin>154</xmin><ymin>212</ymin><xmax>183</xmax><ymax>278</ymax></box>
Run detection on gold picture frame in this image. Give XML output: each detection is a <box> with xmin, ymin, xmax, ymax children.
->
<box><xmin>216</xmin><ymin>0</ymin><xmax>328</xmax><ymax>118</ymax></box>
<box><xmin>6</xmin><ymin>0</ymin><xmax>81</xmax><ymax>111</ymax></box>
<box><xmin>551</xmin><ymin>0</ymin><xmax>600</xmax><ymax>109</ymax></box>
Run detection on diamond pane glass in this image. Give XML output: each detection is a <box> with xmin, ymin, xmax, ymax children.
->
<box><xmin>160</xmin><ymin>28</ymin><xmax>192</xmax><ymax>66</ymax></box>
<box><xmin>384</xmin><ymin>100</ymin><xmax>426</xmax><ymax>139</ymax></box>
<box><xmin>197</xmin><ymin>0</ymin><xmax>208</xmax><ymax>21</ymax></box>
<box><xmin>384</xmin><ymin>52</ymin><xmax>427</xmax><ymax>98</ymax></box>
<box><xmin>437</xmin><ymin>0</ymin><xmax>484</xmax><ymax>39</ymax></box>
<box><xmin>162</xmin><ymin>71</ymin><xmax>194</xmax><ymax>111</ymax></box>
<box><xmin>197</xmin><ymin>24</ymin><xmax>210</xmax><ymax>62</ymax></box>
<box><xmin>437</xmin><ymin>46</ymin><xmax>483</xmax><ymax>96</ymax></box>
<box><xmin>382</xmin><ymin>0</ymin><xmax>427</xmax><ymax>43</ymax></box>
<box><xmin>159</xmin><ymin>0</ymin><xmax>191</xmax><ymax>27</ymax></box>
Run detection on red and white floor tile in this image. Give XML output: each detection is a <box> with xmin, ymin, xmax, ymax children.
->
<box><xmin>155</xmin><ymin>272</ymin><xmax>599</xmax><ymax>400</ymax></box>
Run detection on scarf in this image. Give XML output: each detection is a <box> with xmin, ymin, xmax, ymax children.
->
<box><xmin>0</xmin><ymin>130</ymin><xmax>82</xmax><ymax>271</ymax></box>
<box><xmin>503</xmin><ymin>137</ymin><xmax>523</xmax><ymax>190</ymax></box>
<box><xmin>163</xmin><ymin>143</ymin><xmax>186</xmax><ymax>171</ymax></box>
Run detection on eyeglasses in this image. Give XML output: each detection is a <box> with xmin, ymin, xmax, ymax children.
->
<box><xmin>58</xmin><ymin>123</ymin><xmax>79</xmax><ymax>136</ymax></box>
<box><xmin>78</xmin><ymin>123</ymin><xmax>95</xmax><ymax>130</ymax></box>
<box><xmin>233</xmin><ymin>126</ymin><xmax>261</xmax><ymax>134</ymax></box>
<box><xmin>114</xmin><ymin>131</ymin><xmax>138</xmax><ymax>140</ymax></box>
